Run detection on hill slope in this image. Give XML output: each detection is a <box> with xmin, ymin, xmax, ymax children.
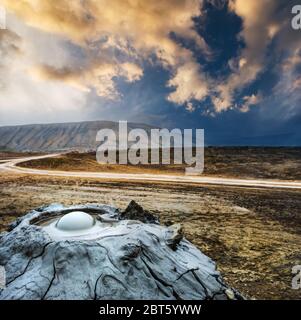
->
<box><xmin>0</xmin><ymin>121</ymin><xmax>155</xmax><ymax>152</ymax></box>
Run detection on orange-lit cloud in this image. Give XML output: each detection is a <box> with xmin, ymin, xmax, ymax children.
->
<box><xmin>167</xmin><ymin>61</ymin><xmax>208</xmax><ymax>106</ymax></box>
<box><xmin>31</xmin><ymin>61</ymin><xmax>143</xmax><ymax>100</ymax></box>
<box><xmin>0</xmin><ymin>0</ymin><xmax>300</xmax><ymax>120</ymax></box>
<box><xmin>1</xmin><ymin>0</ymin><xmax>207</xmax><ymax>102</ymax></box>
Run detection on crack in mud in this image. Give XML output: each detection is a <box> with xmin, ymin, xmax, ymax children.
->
<box><xmin>6</xmin><ymin>242</ymin><xmax>52</xmax><ymax>285</ymax></box>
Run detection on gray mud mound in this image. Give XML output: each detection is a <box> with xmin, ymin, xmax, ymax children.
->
<box><xmin>0</xmin><ymin>202</ymin><xmax>243</xmax><ymax>300</ymax></box>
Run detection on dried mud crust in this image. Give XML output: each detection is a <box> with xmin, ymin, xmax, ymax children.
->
<box><xmin>0</xmin><ymin>173</ymin><xmax>301</xmax><ymax>299</ymax></box>
<box><xmin>0</xmin><ymin>202</ymin><xmax>242</xmax><ymax>300</ymax></box>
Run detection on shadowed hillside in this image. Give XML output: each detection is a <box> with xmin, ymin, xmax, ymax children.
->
<box><xmin>0</xmin><ymin>121</ymin><xmax>155</xmax><ymax>152</ymax></box>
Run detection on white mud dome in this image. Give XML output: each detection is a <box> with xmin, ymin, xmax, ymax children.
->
<box><xmin>0</xmin><ymin>201</ymin><xmax>243</xmax><ymax>300</ymax></box>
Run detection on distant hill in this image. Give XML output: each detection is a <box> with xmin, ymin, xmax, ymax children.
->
<box><xmin>0</xmin><ymin>121</ymin><xmax>156</xmax><ymax>152</ymax></box>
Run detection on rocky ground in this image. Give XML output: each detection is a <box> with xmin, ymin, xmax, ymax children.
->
<box><xmin>0</xmin><ymin>172</ymin><xmax>300</xmax><ymax>299</ymax></box>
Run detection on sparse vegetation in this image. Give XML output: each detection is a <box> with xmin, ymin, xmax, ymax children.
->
<box><xmin>18</xmin><ymin>147</ymin><xmax>301</xmax><ymax>180</ymax></box>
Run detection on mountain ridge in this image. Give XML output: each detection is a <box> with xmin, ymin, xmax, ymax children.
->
<box><xmin>0</xmin><ymin>120</ymin><xmax>156</xmax><ymax>152</ymax></box>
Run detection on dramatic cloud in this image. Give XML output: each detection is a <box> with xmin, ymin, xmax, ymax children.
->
<box><xmin>211</xmin><ymin>0</ymin><xmax>280</xmax><ymax>112</ymax></box>
<box><xmin>167</xmin><ymin>61</ymin><xmax>208</xmax><ymax>107</ymax></box>
<box><xmin>32</xmin><ymin>61</ymin><xmax>143</xmax><ymax>100</ymax></box>
<box><xmin>0</xmin><ymin>0</ymin><xmax>300</xmax><ymax>129</ymax></box>
<box><xmin>1</xmin><ymin>0</ymin><xmax>207</xmax><ymax>103</ymax></box>
<box><xmin>240</xmin><ymin>93</ymin><xmax>262</xmax><ymax>113</ymax></box>
<box><xmin>0</xmin><ymin>12</ymin><xmax>89</xmax><ymax>125</ymax></box>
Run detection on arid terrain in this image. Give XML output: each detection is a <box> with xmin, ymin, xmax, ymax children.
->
<box><xmin>19</xmin><ymin>147</ymin><xmax>301</xmax><ymax>180</ymax></box>
<box><xmin>1</xmin><ymin>148</ymin><xmax>301</xmax><ymax>300</ymax></box>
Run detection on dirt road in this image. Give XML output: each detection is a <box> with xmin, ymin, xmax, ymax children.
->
<box><xmin>2</xmin><ymin>153</ymin><xmax>301</xmax><ymax>189</ymax></box>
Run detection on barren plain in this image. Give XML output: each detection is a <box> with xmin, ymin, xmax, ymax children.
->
<box><xmin>1</xmin><ymin>147</ymin><xmax>301</xmax><ymax>299</ymax></box>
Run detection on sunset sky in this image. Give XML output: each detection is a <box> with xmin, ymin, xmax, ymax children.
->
<box><xmin>0</xmin><ymin>0</ymin><xmax>300</xmax><ymax>145</ymax></box>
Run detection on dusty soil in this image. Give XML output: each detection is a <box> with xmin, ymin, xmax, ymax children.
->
<box><xmin>0</xmin><ymin>171</ymin><xmax>300</xmax><ymax>300</ymax></box>
<box><xmin>19</xmin><ymin>147</ymin><xmax>301</xmax><ymax>180</ymax></box>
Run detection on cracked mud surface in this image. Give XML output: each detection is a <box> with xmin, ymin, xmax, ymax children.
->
<box><xmin>0</xmin><ymin>172</ymin><xmax>301</xmax><ymax>299</ymax></box>
<box><xmin>0</xmin><ymin>204</ymin><xmax>240</xmax><ymax>300</ymax></box>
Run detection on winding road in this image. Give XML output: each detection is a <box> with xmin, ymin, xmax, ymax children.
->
<box><xmin>1</xmin><ymin>153</ymin><xmax>301</xmax><ymax>189</ymax></box>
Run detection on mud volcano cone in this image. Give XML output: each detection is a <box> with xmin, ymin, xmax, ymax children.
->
<box><xmin>0</xmin><ymin>201</ymin><xmax>242</xmax><ymax>300</ymax></box>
